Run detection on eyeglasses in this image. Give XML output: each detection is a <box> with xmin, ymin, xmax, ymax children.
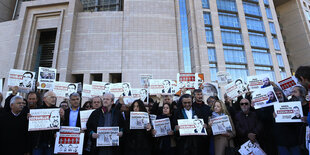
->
<box><xmin>240</xmin><ymin>102</ymin><xmax>249</xmax><ymax>106</ymax></box>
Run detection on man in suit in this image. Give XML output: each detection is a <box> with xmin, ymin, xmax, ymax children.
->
<box><xmin>63</xmin><ymin>93</ymin><xmax>83</xmax><ymax>127</ymax></box>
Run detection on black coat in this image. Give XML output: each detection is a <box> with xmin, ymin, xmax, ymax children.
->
<box><xmin>62</xmin><ymin>108</ymin><xmax>84</xmax><ymax>127</ymax></box>
<box><xmin>0</xmin><ymin>111</ymin><xmax>29</xmax><ymax>155</ymax></box>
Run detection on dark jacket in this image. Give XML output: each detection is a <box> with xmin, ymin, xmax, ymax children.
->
<box><xmin>234</xmin><ymin>111</ymin><xmax>262</xmax><ymax>146</ymax></box>
<box><xmin>62</xmin><ymin>108</ymin><xmax>84</xmax><ymax>127</ymax></box>
<box><xmin>0</xmin><ymin>111</ymin><xmax>29</xmax><ymax>155</ymax></box>
<box><xmin>173</xmin><ymin>107</ymin><xmax>208</xmax><ymax>155</ymax></box>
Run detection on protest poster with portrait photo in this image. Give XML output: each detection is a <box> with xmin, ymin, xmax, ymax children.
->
<box><xmin>224</xmin><ymin>78</ymin><xmax>247</xmax><ymax>100</ymax></box>
<box><xmin>110</xmin><ymin>83</ymin><xmax>132</xmax><ymax>97</ymax></box>
<box><xmin>177</xmin><ymin>73</ymin><xmax>204</xmax><ymax>89</ymax></box>
<box><xmin>238</xmin><ymin>140</ymin><xmax>266</xmax><ymax>155</ymax></box>
<box><xmin>277</xmin><ymin>76</ymin><xmax>299</xmax><ymax>96</ymax></box>
<box><xmin>38</xmin><ymin>67</ymin><xmax>56</xmax><ymax>90</ymax></box>
<box><xmin>274</xmin><ymin>101</ymin><xmax>303</xmax><ymax>123</ymax></box>
<box><xmin>97</xmin><ymin>127</ymin><xmax>119</xmax><ymax>147</ymax></box>
<box><xmin>80</xmin><ymin>109</ymin><xmax>95</xmax><ymax>130</ymax></box>
<box><xmin>152</xmin><ymin>118</ymin><xmax>171</xmax><ymax>137</ymax></box>
<box><xmin>28</xmin><ymin>108</ymin><xmax>61</xmax><ymax>131</ymax></box>
<box><xmin>131</xmin><ymin>88</ymin><xmax>148</xmax><ymax>101</ymax></box>
<box><xmin>247</xmin><ymin>74</ymin><xmax>269</xmax><ymax>91</ymax></box>
<box><xmin>53</xmin><ymin>82</ymin><xmax>78</xmax><ymax>98</ymax></box>
<box><xmin>140</xmin><ymin>74</ymin><xmax>153</xmax><ymax>88</ymax></box>
<box><xmin>149</xmin><ymin>79</ymin><xmax>177</xmax><ymax>95</ymax></box>
<box><xmin>8</xmin><ymin>69</ymin><xmax>36</xmax><ymax>93</ymax></box>
<box><xmin>91</xmin><ymin>81</ymin><xmax>110</xmax><ymax>97</ymax></box>
<box><xmin>210</xmin><ymin>115</ymin><xmax>233</xmax><ymax>135</ymax></box>
<box><xmin>252</xmin><ymin>86</ymin><xmax>278</xmax><ymax>109</ymax></box>
<box><xmin>54</xmin><ymin>126</ymin><xmax>84</xmax><ymax>155</ymax></box>
<box><xmin>130</xmin><ymin>112</ymin><xmax>150</xmax><ymax>129</ymax></box>
<box><xmin>177</xmin><ymin>119</ymin><xmax>207</xmax><ymax>136</ymax></box>
<box><xmin>201</xmin><ymin>82</ymin><xmax>219</xmax><ymax>97</ymax></box>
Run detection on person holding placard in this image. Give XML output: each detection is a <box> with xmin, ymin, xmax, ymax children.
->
<box><xmin>174</xmin><ymin>94</ymin><xmax>208</xmax><ymax>155</ymax></box>
<box><xmin>123</xmin><ymin>99</ymin><xmax>152</xmax><ymax>155</ymax></box>
<box><xmin>63</xmin><ymin>93</ymin><xmax>84</xmax><ymax>127</ymax></box>
<box><xmin>234</xmin><ymin>98</ymin><xmax>262</xmax><ymax>146</ymax></box>
<box><xmin>208</xmin><ymin>100</ymin><xmax>235</xmax><ymax>155</ymax></box>
<box><xmin>151</xmin><ymin>103</ymin><xmax>176</xmax><ymax>155</ymax></box>
<box><xmin>86</xmin><ymin>93</ymin><xmax>123</xmax><ymax>155</ymax></box>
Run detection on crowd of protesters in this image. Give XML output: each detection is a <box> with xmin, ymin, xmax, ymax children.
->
<box><xmin>0</xmin><ymin>66</ymin><xmax>310</xmax><ymax>155</ymax></box>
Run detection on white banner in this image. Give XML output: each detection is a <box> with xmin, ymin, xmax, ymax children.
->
<box><xmin>82</xmin><ymin>84</ymin><xmax>92</xmax><ymax>98</ymax></box>
<box><xmin>28</xmin><ymin>108</ymin><xmax>61</xmax><ymax>131</ymax></box>
<box><xmin>274</xmin><ymin>101</ymin><xmax>303</xmax><ymax>123</ymax></box>
<box><xmin>130</xmin><ymin>112</ymin><xmax>150</xmax><ymax>129</ymax></box>
<box><xmin>91</xmin><ymin>81</ymin><xmax>110</xmax><ymax>97</ymax></box>
<box><xmin>80</xmin><ymin>109</ymin><xmax>95</xmax><ymax>130</ymax></box>
<box><xmin>54</xmin><ymin>126</ymin><xmax>84</xmax><ymax>155</ymax></box>
<box><xmin>38</xmin><ymin>67</ymin><xmax>56</xmax><ymax>90</ymax></box>
<box><xmin>252</xmin><ymin>86</ymin><xmax>278</xmax><ymax>109</ymax></box>
<box><xmin>149</xmin><ymin>79</ymin><xmax>177</xmax><ymax>95</ymax></box>
<box><xmin>152</xmin><ymin>118</ymin><xmax>171</xmax><ymax>137</ymax></box>
<box><xmin>224</xmin><ymin>78</ymin><xmax>247</xmax><ymax>100</ymax></box>
<box><xmin>97</xmin><ymin>127</ymin><xmax>119</xmax><ymax>147</ymax></box>
<box><xmin>110</xmin><ymin>82</ymin><xmax>132</xmax><ymax>97</ymax></box>
<box><xmin>8</xmin><ymin>69</ymin><xmax>35</xmax><ymax>93</ymax></box>
<box><xmin>177</xmin><ymin>119</ymin><xmax>207</xmax><ymax>136</ymax></box>
<box><xmin>210</xmin><ymin>115</ymin><xmax>232</xmax><ymax>135</ymax></box>
<box><xmin>238</xmin><ymin>140</ymin><xmax>266</xmax><ymax>155</ymax></box>
<box><xmin>247</xmin><ymin>74</ymin><xmax>269</xmax><ymax>91</ymax></box>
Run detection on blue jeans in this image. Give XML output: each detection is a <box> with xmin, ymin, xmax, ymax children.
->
<box><xmin>277</xmin><ymin>146</ymin><xmax>300</xmax><ymax>155</ymax></box>
<box><xmin>32</xmin><ymin>142</ymin><xmax>54</xmax><ymax>155</ymax></box>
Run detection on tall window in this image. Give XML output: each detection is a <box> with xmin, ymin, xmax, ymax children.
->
<box><xmin>226</xmin><ymin>64</ymin><xmax>248</xmax><ymax>81</ymax></box>
<box><xmin>217</xmin><ymin>0</ymin><xmax>237</xmax><ymax>12</ymax></box>
<box><xmin>252</xmin><ymin>49</ymin><xmax>273</xmax><ymax>66</ymax></box>
<box><xmin>203</xmin><ymin>12</ymin><xmax>212</xmax><ymax>25</ymax></box>
<box><xmin>204</xmin><ymin>13</ymin><xmax>214</xmax><ymax>43</ymax></box>
<box><xmin>243</xmin><ymin>2</ymin><xmax>261</xmax><ymax>17</ymax></box>
<box><xmin>221</xmin><ymin>28</ymin><xmax>243</xmax><ymax>45</ymax></box>
<box><xmin>208</xmin><ymin>48</ymin><xmax>217</xmax><ymax>81</ymax></box>
<box><xmin>179</xmin><ymin>0</ymin><xmax>191</xmax><ymax>72</ymax></box>
<box><xmin>249</xmin><ymin>32</ymin><xmax>268</xmax><ymax>48</ymax></box>
<box><xmin>224</xmin><ymin>46</ymin><xmax>247</xmax><ymax>64</ymax></box>
<box><xmin>81</xmin><ymin>0</ymin><xmax>123</xmax><ymax>11</ymax></box>
<box><xmin>276</xmin><ymin>54</ymin><xmax>284</xmax><ymax>67</ymax></box>
<box><xmin>202</xmin><ymin>0</ymin><xmax>210</xmax><ymax>9</ymax></box>
<box><xmin>218</xmin><ymin>12</ymin><xmax>240</xmax><ymax>28</ymax></box>
<box><xmin>273</xmin><ymin>36</ymin><xmax>280</xmax><ymax>50</ymax></box>
<box><xmin>246</xmin><ymin>16</ymin><xmax>265</xmax><ymax>32</ymax></box>
<box><xmin>255</xmin><ymin>66</ymin><xmax>275</xmax><ymax>81</ymax></box>
<box><xmin>269</xmin><ymin>22</ymin><xmax>276</xmax><ymax>34</ymax></box>
<box><xmin>266</xmin><ymin>7</ymin><xmax>273</xmax><ymax>19</ymax></box>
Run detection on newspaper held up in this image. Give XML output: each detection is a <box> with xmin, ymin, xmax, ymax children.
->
<box><xmin>97</xmin><ymin>127</ymin><xmax>119</xmax><ymax>147</ymax></box>
<box><xmin>177</xmin><ymin>119</ymin><xmax>207</xmax><ymax>136</ymax></box>
<box><xmin>28</xmin><ymin>108</ymin><xmax>61</xmax><ymax>131</ymax></box>
<box><xmin>130</xmin><ymin>112</ymin><xmax>150</xmax><ymax>129</ymax></box>
<box><xmin>38</xmin><ymin>67</ymin><xmax>56</xmax><ymax>90</ymax></box>
<box><xmin>274</xmin><ymin>101</ymin><xmax>303</xmax><ymax>123</ymax></box>
<box><xmin>152</xmin><ymin>118</ymin><xmax>171</xmax><ymax>137</ymax></box>
<box><xmin>210</xmin><ymin>115</ymin><xmax>233</xmax><ymax>135</ymax></box>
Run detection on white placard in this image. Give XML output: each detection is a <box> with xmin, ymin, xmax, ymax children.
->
<box><xmin>97</xmin><ymin>127</ymin><xmax>119</xmax><ymax>147</ymax></box>
<box><xmin>152</xmin><ymin>118</ymin><xmax>171</xmax><ymax>137</ymax></box>
<box><xmin>177</xmin><ymin>119</ymin><xmax>207</xmax><ymax>136</ymax></box>
<box><xmin>110</xmin><ymin>83</ymin><xmax>132</xmax><ymax>97</ymax></box>
<box><xmin>53</xmin><ymin>82</ymin><xmax>78</xmax><ymax>98</ymax></box>
<box><xmin>277</xmin><ymin>76</ymin><xmax>299</xmax><ymax>96</ymax></box>
<box><xmin>224</xmin><ymin>78</ymin><xmax>247</xmax><ymax>100</ymax></box>
<box><xmin>91</xmin><ymin>81</ymin><xmax>110</xmax><ymax>97</ymax></box>
<box><xmin>252</xmin><ymin>86</ymin><xmax>278</xmax><ymax>109</ymax></box>
<box><xmin>28</xmin><ymin>108</ymin><xmax>61</xmax><ymax>131</ymax></box>
<box><xmin>201</xmin><ymin>82</ymin><xmax>219</xmax><ymax>97</ymax></box>
<box><xmin>80</xmin><ymin>109</ymin><xmax>95</xmax><ymax>130</ymax></box>
<box><xmin>38</xmin><ymin>67</ymin><xmax>56</xmax><ymax>90</ymax></box>
<box><xmin>54</xmin><ymin>126</ymin><xmax>84</xmax><ymax>155</ymax></box>
<box><xmin>131</xmin><ymin>88</ymin><xmax>148</xmax><ymax>101</ymax></box>
<box><xmin>247</xmin><ymin>74</ymin><xmax>269</xmax><ymax>91</ymax></box>
<box><xmin>140</xmin><ymin>74</ymin><xmax>153</xmax><ymax>88</ymax></box>
<box><xmin>82</xmin><ymin>84</ymin><xmax>92</xmax><ymax>98</ymax></box>
<box><xmin>217</xmin><ymin>71</ymin><xmax>232</xmax><ymax>84</ymax></box>
<box><xmin>8</xmin><ymin>69</ymin><xmax>36</xmax><ymax>93</ymax></box>
<box><xmin>238</xmin><ymin>140</ymin><xmax>266</xmax><ymax>155</ymax></box>
<box><xmin>149</xmin><ymin>79</ymin><xmax>177</xmax><ymax>95</ymax></box>
<box><xmin>210</xmin><ymin>115</ymin><xmax>232</xmax><ymax>135</ymax></box>
<box><xmin>130</xmin><ymin>112</ymin><xmax>150</xmax><ymax>129</ymax></box>
<box><xmin>177</xmin><ymin>73</ymin><xmax>204</xmax><ymax>89</ymax></box>
<box><xmin>274</xmin><ymin>101</ymin><xmax>303</xmax><ymax>123</ymax></box>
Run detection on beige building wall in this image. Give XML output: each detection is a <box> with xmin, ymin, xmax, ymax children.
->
<box><xmin>0</xmin><ymin>0</ymin><xmax>17</xmax><ymax>22</ymax></box>
<box><xmin>276</xmin><ymin>0</ymin><xmax>310</xmax><ymax>71</ymax></box>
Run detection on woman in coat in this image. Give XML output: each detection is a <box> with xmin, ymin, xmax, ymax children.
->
<box><xmin>208</xmin><ymin>100</ymin><xmax>236</xmax><ymax>155</ymax></box>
